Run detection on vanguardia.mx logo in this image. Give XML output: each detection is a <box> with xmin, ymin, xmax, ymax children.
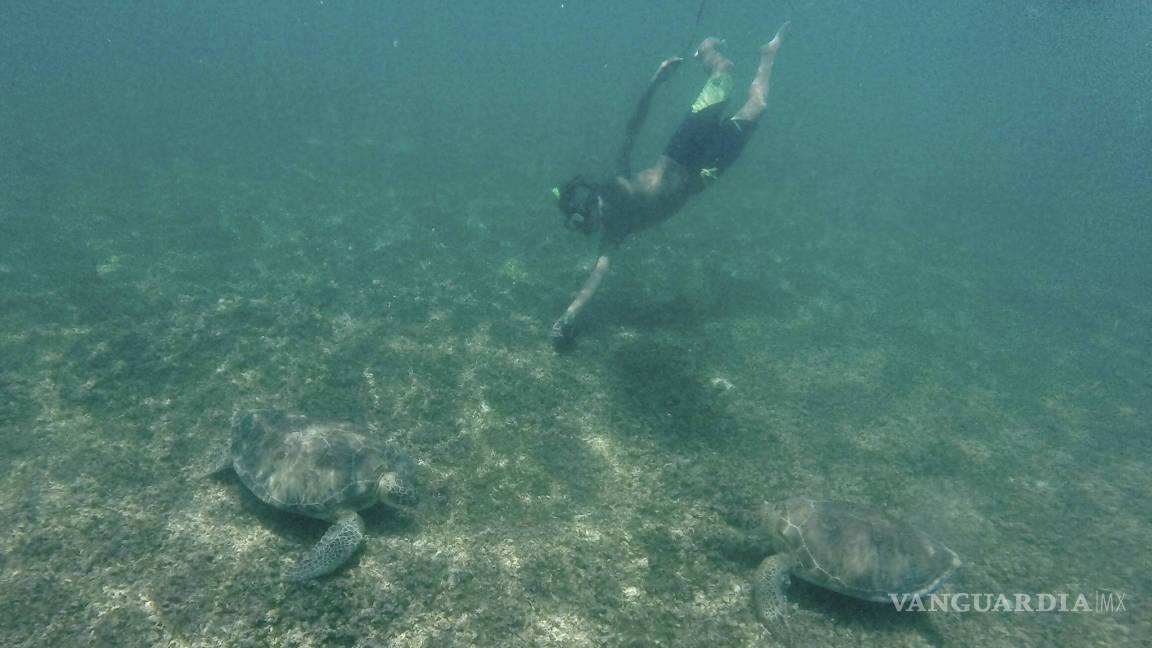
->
<box><xmin>889</xmin><ymin>590</ymin><xmax>1128</xmax><ymax>613</ymax></box>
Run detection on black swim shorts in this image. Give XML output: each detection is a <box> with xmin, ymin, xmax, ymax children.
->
<box><xmin>663</xmin><ymin>101</ymin><xmax>757</xmax><ymax>184</ymax></box>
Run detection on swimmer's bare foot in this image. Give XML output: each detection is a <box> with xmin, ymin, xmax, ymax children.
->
<box><xmin>551</xmin><ymin>316</ymin><xmax>577</xmax><ymax>352</ymax></box>
<box><xmin>695</xmin><ymin>37</ymin><xmax>724</xmax><ymax>58</ymax></box>
<box><xmin>762</xmin><ymin>21</ymin><xmax>791</xmax><ymax>57</ymax></box>
<box><xmin>695</xmin><ymin>37</ymin><xmax>730</xmax><ymax>70</ymax></box>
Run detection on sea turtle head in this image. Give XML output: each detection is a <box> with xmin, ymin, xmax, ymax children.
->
<box><xmin>376</xmin><ymin>445</ymin><xmax>417</xmax><ymax>506</ymax></box>
<box><xmin>758</xmin><ymin>500</ymin><xmax>789</xmax><ymax>551</ymax></box>
<box><xmin>759</xmin><ymin>497</ymin><xmax>812</xmax><ymax>552</ymax></box>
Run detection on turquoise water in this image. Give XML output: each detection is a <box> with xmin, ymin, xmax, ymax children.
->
<box><xmin>2</xmin><ymin>1</ymin><xmax>1148</xmax><ymax>646</ymax></box>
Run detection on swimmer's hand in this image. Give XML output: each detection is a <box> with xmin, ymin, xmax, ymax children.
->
<box><xmin>551</xmin><ymin>316</ymin><xmax>577</xmax><ymax>352</ymax></box>
<box><xmin>651</xmin><ymin>57</ymin><xmax>684</xmax><ymax>84</ymax></box>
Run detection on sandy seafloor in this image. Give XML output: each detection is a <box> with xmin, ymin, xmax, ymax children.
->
<box><xmin>1</xmin><ymin>140</ymin><xmax>1149</xmax><ymax>648</ymax></box>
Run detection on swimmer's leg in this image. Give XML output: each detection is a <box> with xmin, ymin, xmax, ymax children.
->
<box><xmin>732</xmin><ymin>22</ymin><xmax>790</xmax><ymax>122</ymax></box>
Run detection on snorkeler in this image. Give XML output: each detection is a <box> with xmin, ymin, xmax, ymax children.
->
<box><xmin>552</xmin><ymin>23</ymin><xmax>790</xmax><ymax>350</ymax></box>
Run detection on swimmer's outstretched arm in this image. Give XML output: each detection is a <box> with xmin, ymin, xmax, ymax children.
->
<box><xmin>551</xmin><ymin>251</ymin><xmax>612</xmax><ymax>349</ymax></box>
<box><xmin>615</xmin><ymin>56</ymin><xmax>683</xmax><ymax>177</ymax></box>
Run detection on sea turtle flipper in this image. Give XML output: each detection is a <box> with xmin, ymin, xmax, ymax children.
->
<box><xmin>200</xmin><ymin>440</ymin><xmax>233</xmax><ymax>477</ymax></box>
<box><xmin>286</xmin><ymin>512</ymin><xmax>366</xmax><ymax>582</ymax></box>
<box><xmin>753</xmin><ymin>553</ymin><xmax>793</xmax><ymax>639</ymax></box>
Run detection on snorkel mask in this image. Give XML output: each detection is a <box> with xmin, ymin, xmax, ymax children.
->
<box><xmin>553</xmin><ymin>177</ymin><xmax>602</xmax><ymax>235</ymax></box>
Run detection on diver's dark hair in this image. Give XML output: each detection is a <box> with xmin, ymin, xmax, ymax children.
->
<box><xmin>555</xmin><ymin>176</ymin><xmax>602</xmax><ymax>236</ymax></box>
<box><xmin>556</xmin><ymin>175</ymin><xmax>597</xmax><ymax>210</ymax></box>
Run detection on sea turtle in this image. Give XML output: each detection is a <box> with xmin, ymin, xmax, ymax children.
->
<box><xmin>209</xmin><ymin>408</ymin><xmax>414</xmax><ymax>582</ymax></box>
<box><xmin>753</xmin><ymin>497</ymin><xmax>961</xmax><ymax>631</ymax></box>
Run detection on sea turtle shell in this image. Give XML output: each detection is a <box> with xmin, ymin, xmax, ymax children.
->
<box><xmin>214</xmin><ymin>408</ymin><xmax>413</xmax><ymax>581</ymax></box>
<box><xmin>229</xmin><ymin>408</ymin><xmax>409</xmax><ymax>521</ymax></box>
<box><xmin>763</xmin><ymin>496</ymin><xmax>960</xmax><ymax>602</ymax></box>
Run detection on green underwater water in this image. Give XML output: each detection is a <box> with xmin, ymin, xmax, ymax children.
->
<box><xmin>2</xmin><ymin>1</ymin><xmax>1150</xmax><ymax>646</ymax></box>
